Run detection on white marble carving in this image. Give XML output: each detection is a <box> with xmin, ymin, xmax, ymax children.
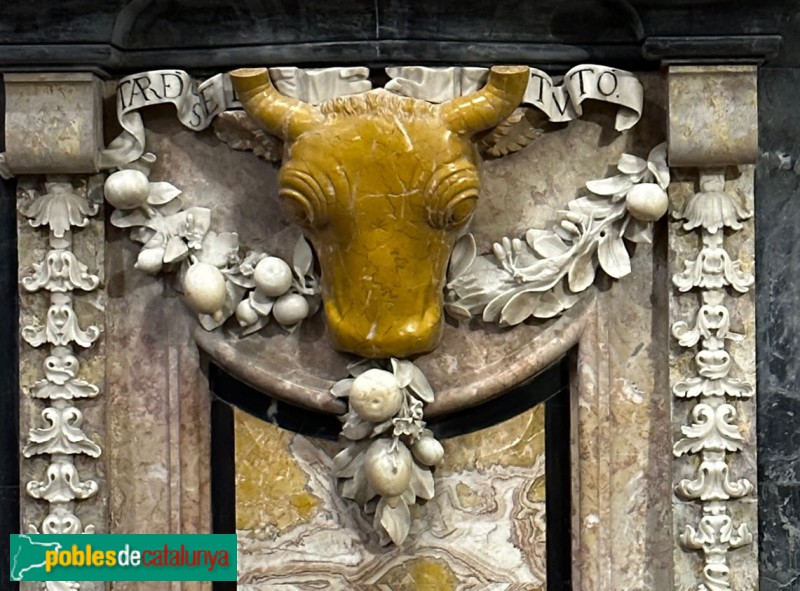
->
<box><xmin>21</xmin><ymin>294</ymin><xmax>101</xmax><ymax>348</ymax></box>
<box><xmin>446</xmin><ymin>143</ymin><xmax>669</xmax><ymax>326</ymax></box>
<box><xmin>105</xmin><ymin>152</ymin><xmax>320</xmax><ymax>334</ymax></box>
<box><xmin>672</xmin><ymin>168</ymin><xmax>755</xmax><ymax>590</ymax></box>
<box><xmin>22</xmin><ymin>250</ymin><xmax>100</xmax><ymax>293</ymax></box>
<box><xmin>19</xmin><ymin>180</ymin><xmax>99</xmax><ymax>239</ymax></box>
<box><xmin>330</xmin><ymin>359</ymin><xmax>442</xmax><ymax>545</ymax></box>
<box><xmin>27</xmin><ymin>460</ymin><xmax>100</xmax><ymax>503</ymax></box>
<box><xmin>19</xmin><ymin>177</ymin><xmax>103</xmax><ymax>591</ymax></box>
<box><xmin>29</xmin><ymin>348</ymin><xmax>100</xmax><ymax>400</ymax></box>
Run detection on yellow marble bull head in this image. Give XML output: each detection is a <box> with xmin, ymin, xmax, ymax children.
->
<box><xmin>230</xmin><ymin>66</ymin><xmax>528</xmax><ymax>358</ymax></box>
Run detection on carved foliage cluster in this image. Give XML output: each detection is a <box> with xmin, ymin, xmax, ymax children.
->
<box><xmin>18</xmin><ymin>178</ymin><xmax>103</xmax><ymax>590</ymax></box>
<box><xmin>446</xmin><ymin>143</ymin><xmax>670</xmax><ymax>325</ymax></box>
<box><xmin>671</xmin><ymin>169</ymin><xmax>754</xmax><ymax>590</ymax></box>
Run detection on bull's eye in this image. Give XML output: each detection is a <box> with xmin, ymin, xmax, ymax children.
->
<box><xmin>279</xmin><ymin>189</ymin><xmax>315</xmax><ymax>229</ymax></box>
<box><xmin>442</xmin><ymin>192</ymin><xmax>478</xmax><ymax>228</ymax></box>
<box><xmin>278</xmin><ymin>167</ymin><xmax>329</xmax><ymax>229</ymax></box>
<box><xmin>426</xmin><ymin>162</ymin><xmax>480</xmax><ymax>230</ymax></box>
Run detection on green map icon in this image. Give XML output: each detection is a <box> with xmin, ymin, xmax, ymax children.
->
<box><xmin>10</xmin><ymin>534</ymin><xmax>63</xmax><ymax>581</ymax></box>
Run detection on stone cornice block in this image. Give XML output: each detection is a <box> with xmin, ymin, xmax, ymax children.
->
<box><xmin>668</xmin><ymin>65</ymin><xmax>758</xmax><ymax>168</ymax></box>
<box><xmin>4</xmin><ymin>72</ymin><xmax>103</xmax><ymax>174</ymax></box>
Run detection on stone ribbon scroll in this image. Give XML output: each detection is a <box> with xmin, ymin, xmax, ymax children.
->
<box><xmin>98</xmin><ymin>64</ymin><xmax>642</xmax><ymax>170</ymax></box>
<box><xmin>98</xmin><ymin>67</ymin><xmax>372</xmax><ymax>169</ymax></box>
<box><xmin>386</xmin><ymin>65</ymin><xmax>643</xmax><ymax>131</ymax></box>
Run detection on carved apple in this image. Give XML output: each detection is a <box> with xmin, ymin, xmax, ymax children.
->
<box><xmin>625</xmin><ymin>184</ymin><xmax>669</xmax><ymax>222</ymax></box>
<box><xmin>104</xmin><ymin>169</ymin><xmax>151</xmax><ymax>210</ymax></box>
<box><xmin>272</xmin><ymin>293</ymin><xmax>309</xmax><ymax>326</ymax></box>
<box><xmin>349</xmin><ymin>368</ymin><xmax>403</xmax><ymax>422</ymax></box>
<box><xmin>183</xmin><ymin>262</ymin><xmax>226</xmax><ymax>319</ymax></box>
<box><xmin>253</xmin><ymin>257</ymin><xmax>293</xmax><ymax>297</ymax></box>
<box><xmin>364</xmin><ymin>438</ymin><xmax>412</xmax><ymax>497</ymax></box>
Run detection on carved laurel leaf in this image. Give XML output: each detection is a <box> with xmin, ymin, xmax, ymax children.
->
<box><xmin>213</xmin><ymin>111</ymin><xmax>283</xmax><ymax>161</ymax></box>
<box><xmin>501</xmin><ymin>291</ymin><xmax>538</xmax><ymax>326</ymax></box>
<box><xmin>567</xmin><ymin>249</ymin><xmax>596</xmax><ymax>292</ymax></box>
<box><xmin>447</xmin><ymin>234</ymin><xmax>477</xmax><ymax>281</ymax></box>
<box><xmin>376</xmin><ymin>497</ymin><xmax>411</xmax><ymax>545</ymax></box>
<box><xmin>409</xmin><ymin>462</ymin><xmax>435</xmax><ymax>500</ymax></box>
<box><xmin>331</xmin><ymin>378</ymin><xmax>354</xmax><ymax>398</ymax></box>
<box><xmin>292</xmin><ymin>235</ymin><xmax>314</xmax><ymax>278</ymax></box>
<box><xmin>479</xmin><ymin>108</ymin><xmax>549</xmax><ymax>158</ymax></box>
<box><xmin>391</xmin><ymin>359</ymin><xmax>434</xmax><ymax>403</ymax></box>
<box><xmin>597</xmin><ymin>232</ymin><xmax>631</xmax><ymax>279</ymax></box>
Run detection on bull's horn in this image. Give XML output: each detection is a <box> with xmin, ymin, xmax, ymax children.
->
<box><xmin>441</xmin><ymin>65</ymin><xmax>530</xmax><ymax>135</ymax></box>
<box><xmin>229</xmin><ymin>67</ymin><xmax>322</xmax><ymax>141</ymax></box>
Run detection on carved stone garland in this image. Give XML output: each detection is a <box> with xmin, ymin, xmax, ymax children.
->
<box><xmin>18</xmin><ymin>177</ymin><xmax>104</xmax><ymax>591</ymax></box>
<box><xmin>671</xmin><ymin>168</ymin><xmax>755</xmax><ymax>590</ymax></box>
<box><xmin>94</xmin><ymin>66</ymin><xmax>669</xmax><ymax>547</ymax></box>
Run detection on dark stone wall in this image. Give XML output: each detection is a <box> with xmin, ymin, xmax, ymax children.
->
<box><xmin>0</xmin><ymin>0</ymin><xmax>794</xmax><ymax>72</ymax></box>
<box><xmin>0</xmin><ymin>75</ymin><xmax>20</xmax><ymax>591</ymax></box>
<box><xmin>757</xmin><ymin>65</ymin><xmax>800</xmax><ymax>591</ymax></box>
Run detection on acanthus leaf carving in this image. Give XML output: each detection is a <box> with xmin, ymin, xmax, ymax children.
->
<box><xmin>23</xmin><ymin>406</ymin><xmax>102</xmax><ymax>458</ymax></box>
<box><xmin>22</xmin><ymin>249</ymin><xmax>100</xmax><ymax>293</ymax></box>
<box><xmin>29</xmin><ymin>503</ymin><xmax>95</xmax><ymax>535</ymax></box>
<box><xmin>680</xmin><ymin>503</ymin><xmax>753</xmax><ymax>591</ymax></box>
<box><xmin>675</xmin><ymin>169</ymin><xmax>752</xmax><ymax>234</ymax></box>
<box><xmin>29</xmin><ymin>348</ymin><xmax>100</xmax><ymax>400</ymax></box>
<box><xmin>675</xmin><ymin>452</ymin><xmax>754</xmax><ymax>502</ymax></box>
<box><xmin>672</xmin><ymin>232</ymin><xmax>754</xmax><ymax>293</ymax></box>
<box><xmin>21</xmin><ymin>294</ymin><xmax>101</xmax><ymax>349</ymax></box>
<box><xmin>18</xmin><ymin>181</ymin><xmax>98</xmax><ymax>239</ymax></box>
<box><xmin>673</xmin><ymin>402</ymin><xmax>745</xmax><ymax>456</ymax></box>
<box><xmin>672</xmin><ymin>166</ymin><xmax>755</xmax><ymax>590</ymax></box>
<box><xmin>26</xmin><ymin>459</ymin><xmax>99</xmax><ymax>503</ymax></box>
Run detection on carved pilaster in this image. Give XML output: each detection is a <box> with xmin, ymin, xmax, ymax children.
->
<box><xmin>10</xmin><ymin>74</ymin><xmax>108</xmax><ymax>591</ymax></box>
<box><xmin>668</xmin><ymin>65</ymin><xmax>758</xmax><ymax>590</ymax></box>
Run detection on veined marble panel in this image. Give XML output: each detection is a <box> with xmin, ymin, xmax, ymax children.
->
<box><xmin>235</xmin><ymin>405</ymin><xmax>546</xmax><ymax>590</ymax></box>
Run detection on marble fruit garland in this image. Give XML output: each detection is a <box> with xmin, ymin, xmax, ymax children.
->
<box><xmin>446</xmin><ymin>142</ymin><xmax>670</xmax><ymax>325</ymax></box>
<box><xmin>330</xmin><ymin>359</ymin><xmax>442</xmax><ymax>545</ymax></box>
<box><xmin>102</xmin><ymin>153</ymin><xmax>320</xmax><ymax>336</ymax></box>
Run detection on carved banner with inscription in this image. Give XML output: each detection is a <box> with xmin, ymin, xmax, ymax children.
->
<box><xmin>98</xmin><ymin>65</ymin><xmax>643</xmax><ymax>168</ymax></box>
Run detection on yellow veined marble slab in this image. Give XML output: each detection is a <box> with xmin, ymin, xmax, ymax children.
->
<box><xmin>234</xmin><ymin>403</ymin><xmax>546</xmax><ymax>589</ymax></box>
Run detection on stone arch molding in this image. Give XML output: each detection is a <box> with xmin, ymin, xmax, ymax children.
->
<box><xmin>6</xmin><ymin>63</ymin><xmax>758</xmax><ymax>589</ymax></box>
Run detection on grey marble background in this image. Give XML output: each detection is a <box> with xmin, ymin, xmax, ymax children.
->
<box><xmin>757</xmin><ymin>65</ymin><xmax>800</xmax><ymax>591</ymax></box>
